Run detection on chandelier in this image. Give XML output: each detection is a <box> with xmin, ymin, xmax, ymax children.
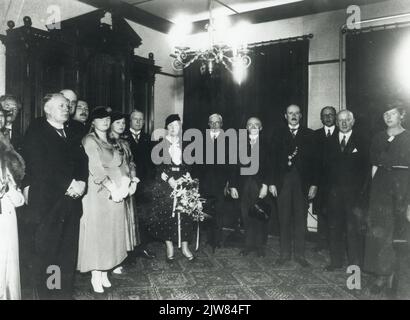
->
<box><xmin>170</xmin><ymin>0</ymin><xmax>251</xmax><ymax>78</ymax></box>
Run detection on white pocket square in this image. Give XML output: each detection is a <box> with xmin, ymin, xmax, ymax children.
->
<box><xmin>352</xmin><ymin>148</ymin><xmax>358</xmax><ymax>153</ymax></box>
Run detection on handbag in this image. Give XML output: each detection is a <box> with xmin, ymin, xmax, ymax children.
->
<box><xmin>248</xmin><ymin>198</ymin><xmax>271</xmax><ymax>221</ymax></box>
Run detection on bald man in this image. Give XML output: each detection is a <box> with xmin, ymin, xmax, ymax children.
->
<box><xmin>322</xmin><ymin>110</ymin><xmax>369</xmax><ymax>271</ymax></box>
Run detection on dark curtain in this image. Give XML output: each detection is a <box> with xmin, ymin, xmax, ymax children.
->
<box><xmin>346</xmin><ymin>26</ymin><xmax>410</xmax><ymax>135</ymax></box>
<box><xmin>182</xmin><ymin>40</ymin><xmax>309</xmax><ymax>233</ymax></box>
<box><xmin>183</xmin><ymin>40</ymin><xmax>310</xmax><ymax>137</ymax></box>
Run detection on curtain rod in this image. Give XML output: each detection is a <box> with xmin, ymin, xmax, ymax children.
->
<box><xmin>248</xmin><ymin>33</ymin><xmax>313</xmax><ymax>48</ymax></box>
<box><xmin>341</xmin><ymin>12</ymin><xmax>410</xmax><ymax>32</ymax></box>
<box><xmin>342</xmin><ymin>20</ymin><xmax>410</xmax><ymax>34</ymax></box>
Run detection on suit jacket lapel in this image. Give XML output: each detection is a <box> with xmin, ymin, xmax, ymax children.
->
<box><xmin>343</xmin><ymin>131</ymin><xmax>356</xmax><ymax>154</ymax></box>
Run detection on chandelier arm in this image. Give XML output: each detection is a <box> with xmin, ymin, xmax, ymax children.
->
<box><xmin>184</xmin><ymin>54</ymin><xmax>200</xmax><ymax>69</ymax></box>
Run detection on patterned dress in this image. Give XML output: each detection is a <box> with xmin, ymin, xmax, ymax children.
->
<box><xmin>147</xmin><ymin>137</ymin><xmax>195</xmax><ymax>244</ymax></box>
<box><xmin>364</xmin><ymin>130</ymin><xmax>410</xmax><ymax>275</ymax></box>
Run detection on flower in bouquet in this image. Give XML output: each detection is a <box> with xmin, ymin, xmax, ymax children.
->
<box><xmin>170</xmin><ymin>173</ymin><xmax>206</xmax><ymax>222</ymax></box>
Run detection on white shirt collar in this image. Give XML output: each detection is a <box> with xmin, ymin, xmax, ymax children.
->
<box><xmin>288</xmin><ymin>124</ymin><xmax>300</xmax><ymax>130</ymax></box>
<box><xmin>324</xmin><ymin>125</ymin><xmax>335</xmax><ymax>135</ymax></box>
<box><xmin>47</xmin><ymin>119</ymin><xmax>65</xmax><ymax>130</ymax></box>
<box><xmin>210</xmin><ymin>130</ymin><xmax>220</xmax><ymax>139</ymax></box>
<box><xmin>130</xmin><ymin>128</ymin><xmax>141</xmax><ymax>136</ymax></box>
<box><xmin>5</xmin><ymin>123</ymin><xmax>12</xmax><ymax>130</ymax></box>
<box><xmin>249</xmin><ymin>134</ymin><xmax>259</xmax><ymax>141</ymax></box>
<box><xmin>339</xmin><ymin>130</ymin><xmax>353</xmax><ymax>143</ymax></box>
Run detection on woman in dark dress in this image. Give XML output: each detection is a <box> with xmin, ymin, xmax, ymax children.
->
<box><xmin>147</xmin><ymin>114</ymin><xmax>195</xmax><ymax>262</ymax></box>
<box><xmin>364</xmin><ymin>103</ymin><xmax>410</xmax><ymax>294</ymax></box>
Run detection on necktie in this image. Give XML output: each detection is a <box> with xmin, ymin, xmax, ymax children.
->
<box><xmin>55</xmin><ymin>128</ymin><xmax>66</xmax><ymax>139</ymax></box>
<box><xmin>326</xmin><ymin>129</ymin><xmax>331</xmax><ymax>138</ymax></box>
<box><xmin>340</xmin><ymin>135</ymin><xmax>346</xmax><ymax>152</ymax></box>
<box><xmin>290</xmin><ymin>129</ymin><xmax>297</xmax><ymax>138</ymax></box>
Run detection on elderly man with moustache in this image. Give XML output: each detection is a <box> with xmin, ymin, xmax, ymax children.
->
<box><xmin>313</xmin><ymin>106</ymin><xmax>338</xmax><ymax>252</ymax></box>
<box><xmin>72</xmin><ymin>100</ymin><xmax>89</xmax><ymax>126</ymax></box>
<box><xmin>22</xmin><ymin>93</ymin><xmax>88</xmax><ymax>299</ymax></box>
<box><xmin>323</xmin><ymin>110</ymin><xmax>369</xmax><ymax>271</ymax></box>
<box><xmin>229</xmin><ymin>117</ymin><xmax>270</xmax><ymax>257</ymax></box>
<box><xmin>269</xmin><ymin>104</ymin><xmax>319</xmax><ymax>267</ymax></box>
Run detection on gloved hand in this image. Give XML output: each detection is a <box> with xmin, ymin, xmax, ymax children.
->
<box><xmin>118</xmin><ymin>176</ymin><xmax>131</xmax><ymax>199</ymax></box>
<box><xmin>128</xmin><ymin>177</ymin><xmax>139</xmax><ymax>196</ymax></box>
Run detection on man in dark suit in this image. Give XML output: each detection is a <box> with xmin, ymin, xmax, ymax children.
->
<box><xmin>269</xmin><ymin>104</ymin><xmax>319</xmax><ymax>267</ymax></box>
<box><xmin>0</xmin><ymin>94</ymin><xmax>23</xmax><ymax>152</ymax></box>
<box><xmin>194</xmin><ymin>113</ymin><xmax>231</xmax><ymax>250</ymax></box>
<box><xmin>60</xmin><ymin>89</ymin><xmax>87</xmax><ymax>142</ymax></box>
<box><xmin>313</xmin><ymin>106</ymin><xmax>338</xmax><ymax>252</ymax></box>
<box><xmin>72</xmin><ymin>100</ymin><xmax>89</xmax><ymax>127</ymax></box>
<box><xmin>323</xmin><ymin>110</ymin><xmax>369</xmax><ymax>271</ymax></box>
<box><xmin>125</xmin><ymin>109</ymin><xmax>156</xmax><ymax>260</ymax></box>
<box><xmin>229</xmin><ymin>117</ymin><xmax>270</xmax><ymax>257</ymax></box>
<box><xmin>22</xmin><ymin>93</ymin><xmax>88</xmax><ymax>299</ymax></box>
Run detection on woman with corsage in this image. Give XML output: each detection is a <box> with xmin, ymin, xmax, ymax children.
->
<box><xmin>0</xmin><ymin>131</ymin><xmax>25</xmax><ymax>300</ymax></box>
<box><xmin>147</xmin><ymin>114</ymin><xmax>196</xmax><ymax>262</ymax></box>
<box><xmin>364</xmin><ymin>103</ymin><xmax>410</xmax><ymax>295</ymax></box>
<box><xmin>77</xmin><ymin>107</ymin><xmax>138</xmax><ymax>294</ymax></box>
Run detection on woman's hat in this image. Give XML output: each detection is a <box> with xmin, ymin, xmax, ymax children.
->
<box><xmin>89</xmin><ymin>106</ymin><xmax>110</xmax><ymax>122</ymax></box>
<box><xmin>165</xmin><ymin>114</ymin><xmax>181</xmax><ymax>128</ymax></box>
<box><xmin>110</xmin><ymin>111</ymin><xmax>125</xmax><ymax>123</ymax></box>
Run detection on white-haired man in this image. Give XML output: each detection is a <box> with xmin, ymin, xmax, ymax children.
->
<box><xmin>22</xmin><ymin>93</ymin><xmax>88</xmax><ymax>299</ymax></box>
<box><xmin>322</xmin><ymin>109</ymin><xmax>369</xmax><ymax>271</ymax></box>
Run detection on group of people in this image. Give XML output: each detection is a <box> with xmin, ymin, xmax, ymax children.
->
<box><xmin>0</xmin><ymin>89</ymin><xmax>409</xmax><ymax>300</ymax></box>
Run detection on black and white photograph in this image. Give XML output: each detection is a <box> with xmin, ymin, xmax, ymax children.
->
<box><xmin>0</xmin><ymin>0</ymin><xmax>410</xmax><ymax>304</ymax></box>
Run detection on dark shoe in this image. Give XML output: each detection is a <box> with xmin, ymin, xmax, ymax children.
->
<box><xmin>239</xmin><ymin>249</ymin><xmax>251</xmax><ymax>256</ymax></box>
<box><xmin>324</xmin><ymin>264</ymin><xmax>343</xmax><ymax>272</ymax></box>
<box><xmin>137</xmin><ymin>249</ymin><xmax>156</xmax><ymax>260</ymax></box>
<box><xmin>182</xmin><ymin>251</ymin><xmax>195</xmax><ymax>262</ymax></box>
<box><xmin>295</xmin><ymin>257</ymin><xmax>311</xmax><ymax>268</ymax></box>
<box><xmin>166</xmin><ymin>256</ymin><xmax>175</xmax><ymax>264</ymax></box>
<box><xmin>274</xmin><ymin>257</ymin><xmax>290</xmax><ymax>266</ymax></box>
<box><xmin>256</xmin><ymin>248</ymin><xmax>266</xmax><ymax>257</ymax></box>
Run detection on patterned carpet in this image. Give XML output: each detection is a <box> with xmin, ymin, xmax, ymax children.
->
<box><xmin>72</xmin><ymin>234</ymin><xmax>410</xmax><ymax>300</ymax></box>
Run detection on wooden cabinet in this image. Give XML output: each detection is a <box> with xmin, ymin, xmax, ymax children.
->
<box><xmin>1</xmin><ymin>10</ymin><xmax>160</xmax><ymax>135</ymax></box>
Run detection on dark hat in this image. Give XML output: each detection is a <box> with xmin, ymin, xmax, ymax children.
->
<box><xmin>110</xmin><ymin>111</ymin><xmax>126</xmax><ymax>123</ymax></box>
<box><xmin>165</xmin><ymin>114</ymin><xmax>181</xmax><ymax>128</ymax></box>
<box><xmin>89</xmin><ymin>106</ymin><xmax>110</xmax><ymax>122</ymax></box>
<box><xmin>382</xmin><ymin>101</ymin><xmax>408</xmax><ymax>114</ymax></box>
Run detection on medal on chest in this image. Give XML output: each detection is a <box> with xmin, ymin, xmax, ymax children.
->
<box><xmin>287</xmin><ymin>147</ymin><xmax>299</xmax><ymax>166</ymax></box>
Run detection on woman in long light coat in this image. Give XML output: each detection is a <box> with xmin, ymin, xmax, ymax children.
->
<box><xmin>77</xmin><ymin>107</ymin><xmax>138</xmax><ymax>294</ymax></box>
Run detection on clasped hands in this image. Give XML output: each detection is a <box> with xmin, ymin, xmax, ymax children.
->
<box><xmin>66</xmin><ymin>179</ymin><xmax>86</xmax><ymax>199</ymax></box>
<box><xmin>108</xmin><ymin>177</ymin><xmax>140</xmax><ymax>203</ymax></box>
<box><xmin>229</xmin><ymin>184</ymin><xmax>268</xmax><ymax>200</ymax></box>
<box><xmin>268</xmin><ymin>185</ymin><xmax>318</xmax><ymax>200</ymax></box>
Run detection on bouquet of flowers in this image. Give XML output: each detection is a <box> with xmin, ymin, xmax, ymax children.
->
<box><xmin>170</xmin><ymin>173</ymin><xmax>207</xmax><ymax>222</ymax></box>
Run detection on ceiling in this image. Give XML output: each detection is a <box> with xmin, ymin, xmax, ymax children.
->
<box><xmin>122</xmin><ymin>0</ymin><xmax>304</xmax><ymax>23</ymax></box>
<box><xmin>79</xmin><ymin>0</ymin><xmax>392</xmax><ymax>33</ymax></box>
